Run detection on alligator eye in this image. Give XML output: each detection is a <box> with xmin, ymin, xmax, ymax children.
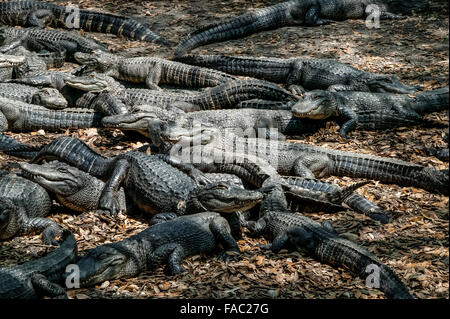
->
<box><xmin>98</xmin><ymin>253</ymin><xmax>110</xmax><ymax>260</ymax></box>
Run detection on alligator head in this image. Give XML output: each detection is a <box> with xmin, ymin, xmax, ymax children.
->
<box><xmin>32</xmin><ymin>88</ymin><xmax>68</xmax><ymax>109</ymax></box>
<box><xmin>20</xmin><ymin>161</ymin><xmax>89</xmax><ymax>198</ymax></box>
<box><xmin>367</xmin><ymin>75</ymin><xmax>421</xmax><ymax>94</ymax></box>
<box><xmin>64</xmin><ymin>72</ymin><xmax>123</xmax><ymax>93</ymax></box>
<box><xmin>188</xmin><ymin>182</ymin><xmax>264</xmax><ymax>213</ymax></box>
<box><xmin>291</xmin><ymin>91</ymin><xmax>339</xmax><ymax>119</ymax></box>
<box><xmin>74</xmin><ymin>50</ymin><xmax>119</xmax><ymax>73</ymax></box>
<box><xmin>69</xmin><ymin>241</ymin><xmax>145</xmax><ymax>287</ymax></box>
<box><xmin>0</xmin><ymin>54</ymin><xmax>25</xmax><ymax>68</ymax></box>
<box><xmin>101</xmin><ymin>104</ymin><xmax>176</xmax><ymax>134</ymax></box>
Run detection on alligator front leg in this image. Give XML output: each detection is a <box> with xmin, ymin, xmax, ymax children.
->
<box><xmin>338</xmin><ymin>107</ymin><xmax>358</xmax><ymax>137</ymax></box>
<box><xmin>98</xmin><ymin>159</ymin><xmax>130</xmax><ymax>216</ymax></box>
<box><xmin>160</xmin><ymin>155</ymin><xmax>212</xmax><ymax>186</ymax></box>
<box><xmin>30</xmin><ymin>273</ymin><xmax>68</xmax><ymax>299</ymax></box>
<box><xmin>149</xmin><ymin>212</ymin><xmax>179</xmax><ymax>225</ymax></box>
<box><xmin>210</xmin><ymin>217</ymin><xmax>240</xmax><ymax>261</ymax></box>
<box><xmin>22</xmin><ymin>217</ymin><xmax>63</xmax><ymax>246</ymax></box>
<box><xmin>150</xmin><ymin>243</ymin><xmax>187</xmax><ymax>275</ymax></box>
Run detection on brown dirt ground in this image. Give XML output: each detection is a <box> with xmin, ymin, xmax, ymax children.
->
<box><xmin>0</xmin><ymin>0</ymin><xmax>448</xmax><ymax>299</ymax></box>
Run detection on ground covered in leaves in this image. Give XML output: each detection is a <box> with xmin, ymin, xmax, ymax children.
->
<box><xmin>0</xmin><ymin>0</ymin><xmax>448</xmax><ymax>299</ymax></box>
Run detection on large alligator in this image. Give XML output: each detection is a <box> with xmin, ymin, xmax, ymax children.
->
<box><xmin>101</xmin><ymin>103</ymin><xmax>327</xmax><ymax>139</ymax></box>
<box><xmin>0</xmin><ymin>230</ymin><xmax>77</xmax><ymax>299</ymax></box>
<box><xmin>174</xmin><ymin>0</ymin><xmax>428</xmax><ymax>57</ymax></box>
<box><xmin>0</xmin><ymin>96</ymin><xmax>102</xmax><ymax>132</ymax></box>
<box><xmin>0</xmin><ymin>83</ymin><xmax>67</xmax><ymax>109</ymax></box>
<box><xmin>0</xmin><ymin>0</ymin><xmax>168</xmax><ymax>44</ymax></box>
<box><xmin>175</xmin><ymin>54</ymin><xmax>419</xmax><ymax>94</ymax></box>
<box><xmin>74</xmin><ymin>50</ymin><xmax>237</xmax><ymax>89</ymax></box>
<box><xmin>241</xmin><ymin>184</ymin><xmax>413</xmax><ymax>299</ymax></box>
<box><xmin>0</xmin><ymin>26</ymin><xmax>107</xmax><ymax>61</ymax></box>
<box><xmin>30</xmin><ymin>136</ymin><xmax>264</xmax><ymax>217</ymax></box>
<box><xmin>64</xmin><ymin>212</ymin><xmax>239</xmax><ymax>287</ymax></box>
<box><xmin>0</xmin><ymin>173</ymin><xmax>62</xmax><ymax>244</ymax></box>
<box><xmin>291</xmin><ymin>87</ymin><xmax>449</xmax><ymax>137</ymax></box>
<box><xmin>154</xmin><ymin>125</ymin><xmax>449</xmax><ymax>195</ymax></box>
<box><xmin>66</xmin><ymin>74</ymin><xmax>297</xmax><ymax>112</ymax></box>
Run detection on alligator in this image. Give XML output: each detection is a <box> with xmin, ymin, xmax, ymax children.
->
<box><xmin>175</xmin><ymin>54</ymin><xmax>420</xmax><ymax>94</ymax></box>
<box><xmin>0</xmin><ymin>0</ymin><xmax>168</xmax><ymax>44</ymax></box>
<box><xmin>241</xmin><ymin>184</ymin><xmax>413</xmax><ymax>299</ymax></box>
<box><xmin>64</xmin><ymin>212</ymin><xmax>239</xmax><ymax>287</ymax></box>
<box><xmin>291</xmin><ymin>87</ymin><xmax>450</xmax><ymax>137</ymax></box>
<box><xmin>66</xmin><ymin>74</ymin><xmax>297</xmax><ymax>112</ymax></box>
<box><xmin>154</xmin><ymin>125</ymin><xmax>449</xmax><ymax>195</ymax></box>
<box><xmin>0</xmin><ymin>173</ymin><xmax>62</xmax><ymax>245</ymax></box>
<box><xmin>173</xmin><ymin>0</ymin><xmax>428</xmax><ymax>57</ymax></box>
<box><xmin>0</xmin><ymin>83</ymin><xmax>68</xmax><ymax>109</ymax></box>
<box><xmin>206</xmin><ymin>173</ymin><xmax>389</xmax><ymax>223</ymax></box>
<box><xmin>101</xmin><ymin>103</ymin><xmax>327</xmax><ymax>139</ymax></box>
<box><xmin>0</xmin><ymin>133</ymin><xmax>40</xmax><ymax>159</ymax></box>
<box><xmin>0</xmin><ymin>26</ymin><xmax>107</xmax><ymax>61</ymax></box>
<box><xmin>74</xmin><ymin>50</ymin><xmax>237</xmax><ymax>90</ymax></box>
<box><xmin>30</xmin><ymin>136</ymin><xmax>265</xmax><ymax>217</ymax></box>
<box><xmin>0</xmin><ymin>46</ymin><xmax>47</xmax><ymax>80</ymax></box>
<box><xmin>0</xmin><ymin>96</ymin><xmax>102</xmax><ymax>132</ymax></box>
<box><xmin>20</xmin><ymin>161</ymin><xmax>128</xmax><ymax>213</ymax></box>
<box><xmin>0</xmin><ymin>230</ymin><xmax>77</xmax><ymax>299</ymax></box>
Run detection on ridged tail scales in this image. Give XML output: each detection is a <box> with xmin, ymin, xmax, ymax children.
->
<box><xmin>263</xmin><ymin>212</ymin><xmax>412</xmax><ymax>298</ymax></box>
<box><xmin>409</xmin><ymin>87</ymin><xmax>449</xmax><ymax>116</ymax></box>
<box><xmin>31</xmin><ymin>136</ymin><xmax>113</xmax><ymax>178</ymax></box>
<box><xmin>17</xmin><ymin>105</ymin><xmax>102</xmax><ymax>132</ymax></box>
<box><xmin>0</xmin><ymin>1</ymin><xmax>168</xmax><ymax>45</ymax></box>
<box><xmin>61</xmin><ymin>10</ymin><xmax>169</xmax><ymax>45</ymax></box>
<box><xmin>306</xmin><ymin>225</ymin><xmax>413</xmax><ymax>299</ymax></box>
<box><xmin>194</xmin><ymin>80</ymin><xmax>297</xmax><ymax>110</ymax></box>
<box><xmin>327</xmin><ymin>152</ymin><xmax>449</xmax><ymax>195</ymax></box>
<box><xmin>17</xmin><ymin>229</ymin><xmax>77</xmax><ymax>283</ymax></box>
<box><xmin>173</xmin><ymin>1</ymin><xmax>294</xmax><ymax>57</ymax></box>
<box><xmin>0</xmin><ymin>133</ymin><xmax>40</xmax><ymax>159</ymax></box>
<box><xmin>174</xmin><ymin>55</ymin><xmax>291</xmax><ymax>83</ymax></box>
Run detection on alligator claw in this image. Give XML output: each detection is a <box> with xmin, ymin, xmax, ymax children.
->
<box><xmin>97</xmin><ymin>192</ymin><xmax>120</xmax><ymax>217</ymax></box>
<box><xmin>256</xmin><ymin>243</ymin><xmax>272</xmax><ymax>251</ymax></box>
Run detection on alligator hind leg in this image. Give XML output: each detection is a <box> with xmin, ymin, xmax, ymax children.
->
<box><xmin>293</xmin><ymin>154</ymin><xmax>333</xmax><ymax>178</ymax></box>
<box><xmin>305</xmin><ymin>7</ymin><xmax>334</xmax><ymax>26</ymax></box>
<box><xmin>1</xmin><ymin>113</ymin><xmax>8</xmax><ymax>132</ymax></box>
<box><xmin>145</xmin><ymin>64</ymin><xmax>163</xmax><ymax>90</ymax></box>
<box><xmin>31</xmin><ymin>273</ymin><xmax>68</xmax><ymax>298</ymax></box>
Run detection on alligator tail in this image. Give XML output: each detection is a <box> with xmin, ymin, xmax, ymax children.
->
<box><xmin>173</xmin><ymin>2</ymin><xmax>294</xmax><ymax>57</ymax></box>
<box><xmin>31</xmin><ymin>136</ymin><xmax>112</xmax><ymax>178</ymax></box>
<box><xmin>56</xmin><ymin>8</ymin><xmax>168</xmax><ymax>45</ymax></box>
<box><xmin>409</xmin><ymin>87</ymin><xmax>449</xmax><ymax>116</ymax></box>
<box><xmin>329</xmin><ymin>153</ymin><xmax>449</xmax><ymax>195</ymax></box>
<box><xmin>0</xmin><ymin>133</ymin><xmax>40</xmax><ymax>159</ymax></box>
<box><xmin>200</xmin><ymin>79</ymin><xmax>296</xmax><ymax>110</ymax></box>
